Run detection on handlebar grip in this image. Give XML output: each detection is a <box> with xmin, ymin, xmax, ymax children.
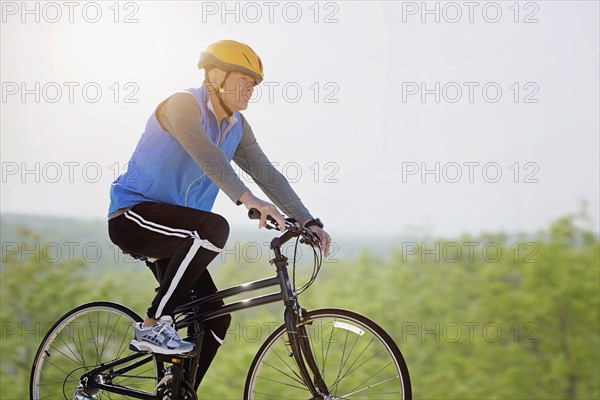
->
<box><xmin>248</xmin><ymin>208</ymin><xmax>278</xmax><ymax>229</ymax></box>
<box><xmin>248</xmin><ymin>208</ymin><xmax>261</xmax><ymax>220</ymax></box>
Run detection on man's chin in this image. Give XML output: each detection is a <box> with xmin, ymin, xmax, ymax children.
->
<box><xmin>225</xmin><ymin>100</ymin><xmax>249</xmax><ymax>113</ymax></box>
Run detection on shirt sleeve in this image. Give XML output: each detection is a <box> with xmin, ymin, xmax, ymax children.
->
<box><xmin>156</xmin><ymin>92</ymin><xmax>250</xmax><ymax>204</ymax></box>
<box><xmin>233</xmin><ymin>114</ymin><xmax>313</xmax><ymax>223</ymax></box>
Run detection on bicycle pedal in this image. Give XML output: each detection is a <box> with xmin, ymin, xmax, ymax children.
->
<box><xmin>154</xmin><ymin>350</ymin><xmax>197</xmax><ymax>363</ymax></box>
<box><xmin>172</xmin><ymin>348</ymin><xmax>198</xmax><ymax>359</ymax></box>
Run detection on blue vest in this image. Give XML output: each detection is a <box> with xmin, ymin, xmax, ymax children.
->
<box><xmin>108</xmin><ymin>85</ymin><xmax>244</xmax><ymax>215</ymax></box>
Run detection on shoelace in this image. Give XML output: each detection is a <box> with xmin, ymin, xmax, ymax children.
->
<box><xmin>152</xmin><ymin>320</ymin><xmax>180</xmax><ymax>341</ymax></box>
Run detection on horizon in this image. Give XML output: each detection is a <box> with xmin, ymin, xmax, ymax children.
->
<box><xmin>3</xmin><ymin>207</ymin><xmax>597</xmax><ymax>240</ymax></box>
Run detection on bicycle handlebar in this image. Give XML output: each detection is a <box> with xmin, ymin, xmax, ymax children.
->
<box><xmin>247</xmin><ymin>208</ymin><xmax>320</xmax><ymax>246</ymax></box>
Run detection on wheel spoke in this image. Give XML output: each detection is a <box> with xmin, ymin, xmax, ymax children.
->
<box><xmin>340</xmin><ymin>375</ymin><xmax>401</xmax><ymax>398</ymax></box>
<box><xmin>73</xmin><ymin>322</ymin><xmax>87</xmax><ymax>368</ymax></box>
<box><xmin>47</xmin><ymin>342</ymin><xmax>84</xmax><ymax>369</ymax></box>
<box><xmin>320</xmin><ymin>317</ymin><xmax>338</xmax><ymax>380</ymax></box>
<box><xmin>260</xmin><ymin>360</ymin><xmax>306</xmax><ymax>387</ymax></box>
<box><xmin>116</xmin><ymin>320</ymin><xmax>134</xmax><ymax>359</ymax></box>
<box><xmin>332</xmin><ymin>328</ymin><xmax>350</xmax><ymax>397</ymax></box>
<box><xmin>330</xmin><ymin>348</ymin><xmax>389</xmax><ymax>397</ymax></box>
<box><xmin>256</xmin><ymin>375</ymin><xmax>308</xmax><ymax>390</ymax></box>
<box><xmin>345</xmin><ymin>361</ymin><xmax>395</xmax><ymax>395</ymax></box>
<box><xmin>40</xmin><ymin>354</ymin><xmax>77</xmax><ymax>379</ymax></box>
<box><xmin>329</xmin><ymin>338</ymin><xmax>376</xmax><ymax>392</ymax></box>
<box><xmin>252</xmin><ymin>390</ymin><xmax>295</xmax><ymax>399</ymax></box>
<box><xmin>272</xmin><ymin>340</ymin><xmax>307</xmax><ymax>383</ymax></box>
<box><xmin>98</xmin><ymin>311</ymin><xmax>114</xmax><ymax>363</ymax></box>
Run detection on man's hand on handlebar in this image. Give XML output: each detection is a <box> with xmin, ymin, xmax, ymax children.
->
<box><xmin>305</xmin><ymin>225</ymin><xmax>331</xmax><ymax>257</ymax></box>
<box><xmin>239</xmin><ymin>191</ymin><xmax>286</xmax><ymax>233</ymax></box>
<box><xmin>245</xmin><ymin>200</ymin><xmax>332</xmax><ymax>257</ymax></box>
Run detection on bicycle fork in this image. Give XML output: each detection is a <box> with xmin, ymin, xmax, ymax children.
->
<box><xmin>284</xmin><ymin>305</ymin><xmax>331</xmax><ymax>399</ymax></box>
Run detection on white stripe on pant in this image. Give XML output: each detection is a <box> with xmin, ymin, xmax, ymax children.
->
<box><xmin>123</xmin><ymin>209</ymin><xmax>223</xmax><ymax>317</ymax></box>
<box><xmin>155</xmin><ymin>238</ymin><xmax>202</xmax><ymax>317</ymax></box>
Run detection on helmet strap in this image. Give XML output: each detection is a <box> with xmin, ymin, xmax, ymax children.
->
<box><xmin>217</xmin><ymin>71</ymin><xmax>234</xmax><ymax>118</ymax></box>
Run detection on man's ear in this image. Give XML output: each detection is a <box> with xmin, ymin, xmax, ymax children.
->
<box><xmin>207</xmin><ymin>67</ymin><xmax>226</xmax><ymax>89</ymax></box>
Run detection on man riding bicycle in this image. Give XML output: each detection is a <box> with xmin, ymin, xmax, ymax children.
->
<box><xmin>107</xmin><ymin>40</ymin><xmax>331</xmax><ymax>390</ymax></box>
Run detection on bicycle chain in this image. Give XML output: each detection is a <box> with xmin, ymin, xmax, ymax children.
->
<box><xmin>111</xmin><ymin>373</ymin><xmax>158</xmax><ymax>380</ymax></box>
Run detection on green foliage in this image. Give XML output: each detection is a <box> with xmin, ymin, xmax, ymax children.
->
<box><xmin>1</xmin><ymin>212</ymin><xmax>598</xmax><ymax>399</ymax></box>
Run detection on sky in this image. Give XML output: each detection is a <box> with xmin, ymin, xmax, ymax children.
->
<box><xmin>1</xmin><ymin>1</ymin><xmax>598</xmax><ymax>238</ymax></box>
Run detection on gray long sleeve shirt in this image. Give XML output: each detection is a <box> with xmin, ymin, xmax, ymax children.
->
<box><xmin>156</xmin><ymin>92</ymin><xmax>313</xmax><ymax>224</ymax></box>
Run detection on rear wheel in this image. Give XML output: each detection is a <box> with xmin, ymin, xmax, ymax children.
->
<box><xmin>30</xmin><ymin>301</ymin><xmax>163</xmax><ymax>399</ymax></box>
<box><xmin>245</xmin><ymin>308</ymin><xmax>411</xmax><ymax>399</ymax></box>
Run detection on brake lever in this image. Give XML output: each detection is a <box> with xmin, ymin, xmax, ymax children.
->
<box><xmin>300</xmin><ymin>228</ymin><xmax>321</xmax><ymax>246</ymax></box>
<box><xmin>264</xmin><ymin>220</ymin><xmax>278</xmax><ymax>230</ymax></box>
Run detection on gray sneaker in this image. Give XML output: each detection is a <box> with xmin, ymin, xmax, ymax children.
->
<box><xmin>129</xmin><ymin>316</ymin><xmax>195</xmax><ymax>355</ymax></box>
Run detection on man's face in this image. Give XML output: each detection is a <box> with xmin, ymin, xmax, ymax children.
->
<box><xmin>221</xmin><ymin>71</ymin><xmax>256</xmax><ymax>111</ymax></box>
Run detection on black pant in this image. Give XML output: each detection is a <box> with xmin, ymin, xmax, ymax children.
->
<box><xmin>108</xmin><ymin>201</ymin><xmax>232</xmax><ymax>389</ymax></box>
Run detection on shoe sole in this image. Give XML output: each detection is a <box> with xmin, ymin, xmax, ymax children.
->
<box><xmin>129</xmin><ymin>340</ymin><xmax>195</xmax><ymax>356</ymax></box>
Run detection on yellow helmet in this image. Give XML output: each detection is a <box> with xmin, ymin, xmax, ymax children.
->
<box><xmin>198</xmin><ymin>40</ymin><xmax>264</xmax><ymax>85</ymax></box>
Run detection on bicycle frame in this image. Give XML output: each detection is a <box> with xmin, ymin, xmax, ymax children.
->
<box><xmin>81</xmin><ymin>229</ymin><xmax>327</xmax><ymax>399</ymax></box>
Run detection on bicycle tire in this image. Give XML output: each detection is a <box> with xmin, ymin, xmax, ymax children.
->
<box><xmin>244</xmin><ymin>308</ymin><xmax>412</xmax><ymax>399</ymax></box>
<box><xmin>30</xmin><ymin>301</ymin><xmax>163</xmax><ymax>400</ymax></box>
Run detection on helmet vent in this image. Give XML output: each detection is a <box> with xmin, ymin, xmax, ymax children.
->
<box><xmin>242</xmin><ymin>53</ymin><xmax>252</xmax><ymax>66</ymax></box>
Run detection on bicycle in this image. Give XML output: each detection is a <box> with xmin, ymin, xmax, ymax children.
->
<box><xmin>30</xmin><ymin>209</ymin><xmax>412</xmax><ymax>399</ymax></box>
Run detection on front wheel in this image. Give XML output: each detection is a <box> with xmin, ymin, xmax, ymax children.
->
<box><xmin>244</xmin><ymin>308</ymin><xmax>411</xmax><ymax>399</ymax></box>
<box><xmin>30</xmin><ymin>301</ymin><xmax>163</xmax><ymax>399</ymax></box>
